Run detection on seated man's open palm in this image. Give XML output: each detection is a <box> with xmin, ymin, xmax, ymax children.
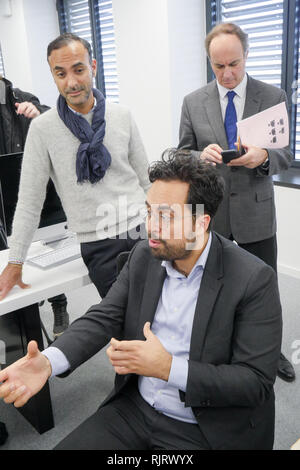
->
<box><xmin>0</xmin><ymin>341</ymin><xmax>52</xmax><ymax>408</ymax></box>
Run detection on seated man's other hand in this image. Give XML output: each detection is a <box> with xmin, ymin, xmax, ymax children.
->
<box><xmin>107</xmin><ymin>322</ymin><xmax>172</xmax><ymax>381</ymax></box>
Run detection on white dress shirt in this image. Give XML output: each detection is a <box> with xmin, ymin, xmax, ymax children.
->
<box><xmin>216</xmin><ymin>73</ymin><xmax>248</xmax><ymax>122</ymax></box>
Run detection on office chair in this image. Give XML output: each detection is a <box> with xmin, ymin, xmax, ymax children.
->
<box><xmin>0</xmin><ymin>421</ymin><xmax>8</xmax><ymax>446</ymax></box>
<box><xmin>116</xmin><ymin>251</ymin><xmax>130</xmax><ymax>275</ymax></box>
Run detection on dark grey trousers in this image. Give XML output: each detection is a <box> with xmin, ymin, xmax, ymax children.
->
<box><xmin>54</xmin><ymin>384</ymin><xmax>210</xmax><ymax>450</ymax></box>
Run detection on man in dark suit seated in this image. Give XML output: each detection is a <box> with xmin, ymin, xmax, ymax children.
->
<box><xmin>0</xmin><ymin>149</ymin><xmax>282</xmax><ymax>450</ymax></box>
<box><xmin>178</xmin><ymin>22</ymin><xmax>294</xmax><ymax>383</ymax></box>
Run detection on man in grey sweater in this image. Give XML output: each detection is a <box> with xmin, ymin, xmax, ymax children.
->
<box><xmin>0</xmin><ymin>33</ymin><xmax>150</xmax><ymax>303</ymax></box>
<box><xmin>0</xmin><ymin>75</ymin><xmax>70</xmax><ymax>338</ymax></box>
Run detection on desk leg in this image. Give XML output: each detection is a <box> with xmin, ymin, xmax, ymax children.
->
<box><xmin>0</xmin><ymin>304</ymin><xmax>54</xmax><ymax>434</ymax></box>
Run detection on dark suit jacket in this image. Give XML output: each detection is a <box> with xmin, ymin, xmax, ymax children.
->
<box><xmin>178</xmin><ymin>75</ymin><xmax>293</xmax><ymax>243</ymax></box>
<box><xmin>54</xmin><ymin>234</ymin><xmax>282</xmax><ymax>450</ymax></box>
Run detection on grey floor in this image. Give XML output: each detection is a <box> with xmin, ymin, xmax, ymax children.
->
<box><xmin>0</xmin><ymin>273</ymin><xmax>299</xmax><ymax>450</ymax></box>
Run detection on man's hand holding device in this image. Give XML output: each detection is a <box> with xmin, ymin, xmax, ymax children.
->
<box><xmin>221</xmin><ymin>137</ymin><xmax>246</xmax><ymax>163</ymax></box>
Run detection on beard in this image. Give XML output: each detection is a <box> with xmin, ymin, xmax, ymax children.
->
<box><xmin>64</xmin><ymin>85</ymin><xmax>92</xmax><ymax>107</ymax></box>
<box><xmin>149</xmin><ymin>238</ymin><xmax>196</xmax><ymax>262</ymax></box>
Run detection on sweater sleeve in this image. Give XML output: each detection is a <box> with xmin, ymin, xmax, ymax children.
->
<box><xmin>8</xmin><ymin>118</ymin><xmax>51</xmax><ymax>262</ymax></box>
<box><xmin>127</xmin><ymin>112</ymin><xmax>151</xmax><ymax>194</ymax></box>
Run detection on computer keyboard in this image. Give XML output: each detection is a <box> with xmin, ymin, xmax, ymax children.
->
<box><xmin>27</xmin><ymin>243</ymin><xmax>81</xmax><ymax>269</ymax></box>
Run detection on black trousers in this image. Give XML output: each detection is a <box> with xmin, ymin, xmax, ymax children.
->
<box><xmin>54</xmin><ymin>384</ymin><xmax>210</xmax><ymax>450</ymax></box>
<box><xmin>80</xmin><ymin>225</ymin><xmax>146</xmax><ymax>299</ymax></box>
<box><xmin>231</xmin><ymin>235</ymin><xmax>278</xmax><ymax>274</ymax></box>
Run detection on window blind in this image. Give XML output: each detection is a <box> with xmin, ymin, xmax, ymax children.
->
<box><xmin>294</xmin><ymin>9</ymin><xmax>300</xmax><ymax>159</ymax></box>
<box><xmin>63</xmin><ymin>0</ymin><xmax>93</xmax><ymax>43</ymax></box>
<box><xmin>218</xmin><ymin>0</ymin><xmax>284</xmax><ymax>87</ymax></box>
<box><xmin>57</xmin><ymin>0</ymin><xmax>119</xmax><ymax>102</ymax></box>
<box><xmin>97</xmin><ymin>1</ymin><xmax>119</xmax><ymax>102</ymax></box>
<box><xmin>296</xmin><ymin>82</ymin><xmax>300</xmax><ymax>159</ymax></box>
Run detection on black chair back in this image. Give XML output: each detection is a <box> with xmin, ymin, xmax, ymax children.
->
<box><xmin>116</xmin><ymin>251</ymin><xmax>130</xmax><ymax>275</ymax></box>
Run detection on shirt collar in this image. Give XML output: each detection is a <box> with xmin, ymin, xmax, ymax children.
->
<box><xmin>68</xmin><ymin>97</ymin><xmax>97</xmax><ymax>116</ymax></box>
<box><xmin>162</xmin><ymin>231</ymin><xmax>212</xmax><ymax>279</ymax></box>
<box><xmin>216</xmin><ymin>73</ymin><xmax>248</xmax><ymax>100</ymax></box>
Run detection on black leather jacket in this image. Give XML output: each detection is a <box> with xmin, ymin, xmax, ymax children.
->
<box><xmin>0</xmin><ymin>77</ymin><xmax>50</xmax><ymax>154</ymax></box>
<box><xmin>0</xmin><ymin>78</ymin><xmax>66</xmax><ymax>235</ymax></box>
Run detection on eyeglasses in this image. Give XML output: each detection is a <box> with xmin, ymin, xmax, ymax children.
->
<box><xmin>141</xmin><ymin>207</ymin><xmax>195</xmax><ymax>228</ymax></box>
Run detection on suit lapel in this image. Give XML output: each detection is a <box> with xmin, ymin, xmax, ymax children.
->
<box><xmin>189</xmin><ymin>233</ymin><xmax>224</xmax><ymax>360</ymax></box>
<box><xmin>242</xmin><ymin>76</ymin><xmax>262</xmax><ymax>119</ymax></box>
<box><xmin>136</xmin><ymin>257</ymin><xmax>166</xmax><ymax>340</ymax></box>
<box><xmin>205</xmin><ymin>77</ymin><xmax>263</xmax><ymax>146</ymax></box>
<box><xmin>135</xmin><ymin>234</ymin><xmax>225</xmax><ymax>357</ymax></box>
<box><xmin>205</xmin><ymin>81</ymin><xmax>228</xmax><ymax>149</ymax></box>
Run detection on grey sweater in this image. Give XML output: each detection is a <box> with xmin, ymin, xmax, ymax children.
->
<box><xmin>9</xmin><ymin>102</ymin><xmax>151</xmax><ymax>263</ymax></box>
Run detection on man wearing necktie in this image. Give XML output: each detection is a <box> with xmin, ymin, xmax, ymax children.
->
<box><xmin>224</xmin><ymin>91</ymin><xmax>237</xmax><ymax>150</ymax></box>
<box><xmin>178</xmin><ymin>22</ymin><xmax>294</xmax><ymax>383</ymax></box>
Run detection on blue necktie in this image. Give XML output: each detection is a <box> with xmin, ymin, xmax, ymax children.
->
<box><xmin>224</xmin><ymin>91</ymin><xmax>237</xmax><ymax>149</ymax></box>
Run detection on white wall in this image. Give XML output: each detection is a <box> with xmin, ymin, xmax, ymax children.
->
<box><xmin>22</xmin><ymin>0</ymin><xmax>60</xmax><ymax>106</ymax></box>
<box><xmin>0</xmin><ymin>0</ymin><xmax>59</xmax><ymax>106</ymax></box>
<box><xmin>113</xmin><ymin>0</ymin><xmax>206</xmax><ymax>162</ymax></box>
<box><xmin>275</xmin><ymin>186</ymin><xmax>300</xmax><ymax>278</ymax></box>
<box><xmin>113</xmin><ymin>0</ymin><xmax>172</xmax><ymax>162</ymax></box>
<box><xmin>167</xmin><ymin>0</ymin><xmax>206</xmax><ymax>145</ymax></box>
<box><xmin>0</xmin><ymin>0</ymin><xmax>32</xmax><ymax>91</ymax></box>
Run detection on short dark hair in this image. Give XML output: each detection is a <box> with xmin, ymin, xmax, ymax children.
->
<box><xmin>47</xmin><ymin>33</ymin><xmax>93</xmax><ymax>63</ymax></box>
<box><xmin>148</xmin><ymin>149</ymin><xmax>225</xmax><ymax>227</ymax></box>
<box><xmin>205</xmin><ymin>22</ymin><xmax>249</xmax><ymax>57</ymax></box>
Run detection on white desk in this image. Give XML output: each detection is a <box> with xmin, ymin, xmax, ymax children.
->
<box><xmin>0</xmin><ymin>242</ymin><xmax>91</xmax><ymax>433</ymax></box>
<box><xmin>0</xmin><ymin>241</ymin><xmax>90</xmax><ymax>315</ymax></box>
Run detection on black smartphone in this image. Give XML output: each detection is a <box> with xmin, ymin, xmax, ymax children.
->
<box><xmin>221</xmin><ymin>149</ymin><xmax>239</xmax><ymax>164</ymax></box>
<box><xmin>221</xmin><ymin>145</ymin><xmax>245</xmax><ymax>163</ymax></box>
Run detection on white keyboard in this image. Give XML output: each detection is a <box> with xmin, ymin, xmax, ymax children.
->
<box><xmin>27</xmin><ymin>243</ymin><xmax>81</xmax><ymax>269</ymax></box>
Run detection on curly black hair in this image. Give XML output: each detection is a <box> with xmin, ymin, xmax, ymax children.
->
<box><xmin>148</xmin><ymin>148</ymin><xmax>225</xmax><ymax>223</ymax></box>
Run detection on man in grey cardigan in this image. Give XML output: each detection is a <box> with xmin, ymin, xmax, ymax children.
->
<box><xmin>0</xmin><ymin>33</ymin><xmax>150</xmax><ymax>304</ymax></box>
<box><xmin>0</xmin><ymin>75</ymin><xmax>70</xmax><ymax>338</ymax></box>
<box><xmin>178</xmin><ymin>23</ymin><xmax>294</xmax><ymax>383</ymax></box>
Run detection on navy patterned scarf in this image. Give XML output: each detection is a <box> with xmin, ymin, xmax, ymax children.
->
<box><xmin>57</xmin><ymin>88</ymin><xmax>111</xmax><ymax>184</ymax></box>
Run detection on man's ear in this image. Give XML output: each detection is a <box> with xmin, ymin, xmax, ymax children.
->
<box><xmin>92</xmin><ymin>59</ymin><xmax>97</xmax><ymax>78</ymax></box>
<box><xmin>195</xmin><ymin>214</ymin><xmax>211</xmax><ymax>233</ymax></box>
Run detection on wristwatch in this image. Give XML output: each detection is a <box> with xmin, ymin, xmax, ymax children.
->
<box><xmin>261</xmin><ymin>152</ymin><xmax>270</xmax><ymax>170</ymax></box>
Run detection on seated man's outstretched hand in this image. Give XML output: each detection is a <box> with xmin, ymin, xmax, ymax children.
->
<box><xmin>0</xmin><ymin>341</ymin><xmax>52</xmax><ymax>408</ymax></box>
